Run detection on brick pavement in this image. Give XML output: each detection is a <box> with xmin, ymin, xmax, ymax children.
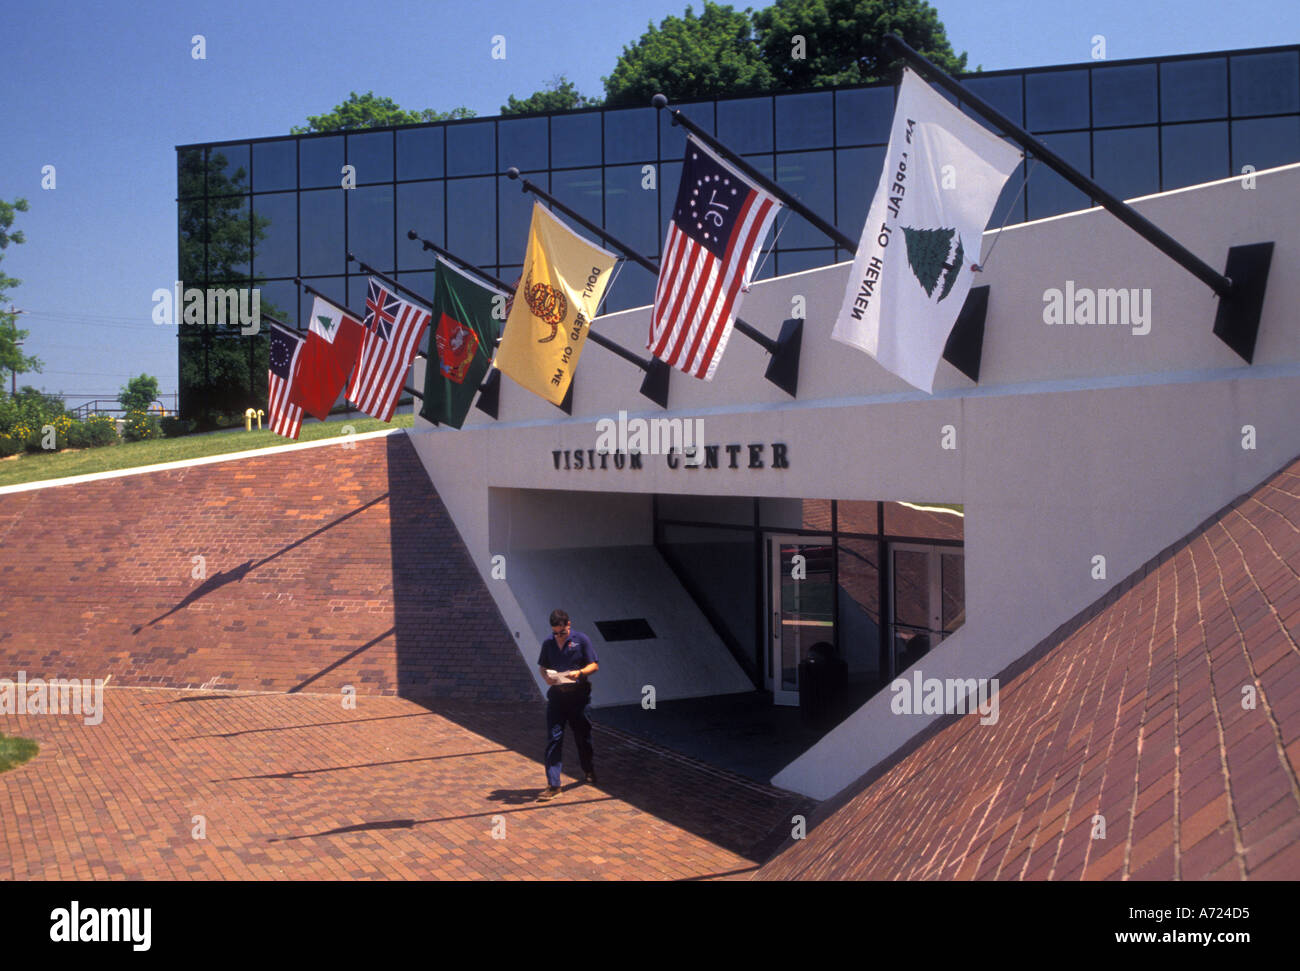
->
<box><xmin>0</xmin><ymin>687</ymin><xmax>808</xmax><ymax>880</ymax></box>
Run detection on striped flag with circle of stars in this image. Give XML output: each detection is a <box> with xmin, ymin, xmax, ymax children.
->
<box><xmin>648</xmin><ymin>135</ymin><xmax>781</xmax><ymax>380</ymax></box>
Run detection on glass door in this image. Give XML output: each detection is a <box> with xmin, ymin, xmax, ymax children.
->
<box><xmin>767</xmin><ymin>535</ymin><xmax>834</xmax><ymax>705</ymax></box>
<box><xmin>889</xmin><ymin>544</ymin><xmax>965</xmax><ymax>676</ymax></box>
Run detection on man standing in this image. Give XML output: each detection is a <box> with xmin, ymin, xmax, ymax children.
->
<box><xmin>536</xmin><ymin>609</ymin><xmax>599</xmax><ymax>801</ymax></box>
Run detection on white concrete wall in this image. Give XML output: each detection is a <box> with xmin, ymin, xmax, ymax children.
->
<box><xmin>405</xmin><ymin>164</ymin><xmax>1300</xmax><ymax>800</ymax></box>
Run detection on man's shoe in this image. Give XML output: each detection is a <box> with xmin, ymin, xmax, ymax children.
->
<box><xmin>537</xmin><ymin>786</ymin><xmax>562</xmax><ymax>802</ymax></box>
<box><xmin>584</xmin><ymin>771</ymin><xmax>598</xmax><ymax>785</ymax></box>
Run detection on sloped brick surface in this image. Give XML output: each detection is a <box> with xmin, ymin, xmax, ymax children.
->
<box><xmin>0</xmin><ymin>434</ymin><xmax>535</xmax><ymax>703</ymax></box>
<box><xmin>757</xmin><ymin>458</ymin><xmax>1300</xmax><ymax>880</ymax></box>
<box><xmin>0</xmin><ymin>689</ymin><xmax>807</xmax><ymax>880</ymax></box>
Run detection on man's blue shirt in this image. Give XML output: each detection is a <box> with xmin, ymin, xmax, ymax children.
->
<box><xmin>537</xmin><ymin>631</ymin><xmax>598</xmax><ymax>685</ymax></box>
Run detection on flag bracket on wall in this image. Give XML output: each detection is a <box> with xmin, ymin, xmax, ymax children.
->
<box><xmin>475</xmin><ymin>369</ymin><xmax>501</xmax><ymax>419</ymax></box>
<box><xmin>941</xmin><ymin>286</ymin><xmax>991</xmax><ymax>383</ymax></box>
<box><xmin>1212</xmin><ymin>242</ymin><xmax>1274</xmax><ymax>364</ymax></box>
<box><xmin>764</xmin><ymin>319</ymin><xmax>803</xmax><ymax>398</ymax></box>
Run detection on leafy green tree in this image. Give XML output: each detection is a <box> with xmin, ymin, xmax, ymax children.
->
<box><xmin>119</xmin><ymin>374</ymin><xmax>161</xmax><ymax>412</ymax></box>
<box><xmin>292</xmin><ymin>91</ymin><xmax>476</xmax><ymax>133</ymax></box>
<box><xmin>502</xmin><ymin>75</ymin><xmax>602</xmax><ymax>115</ymax></box>
<box><xmin>603</xmin><ymin>2</ymin><xmax>775</xmax><ymax>107</ymax></box>
<box><xmin>0</xmin><ymin>198</ymin><xmax>41</xmax><ymax>396</ymax></box>
<box><xmin>753</xmin><ymin>0</ymin><xmax>967</xmax><ymax>90</ymax></box>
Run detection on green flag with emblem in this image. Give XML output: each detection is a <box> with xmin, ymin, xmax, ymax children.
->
<box><xmin>420</xmin><ymin>258</ymin><xmax>506</xmax><ymax>429</ymax></box>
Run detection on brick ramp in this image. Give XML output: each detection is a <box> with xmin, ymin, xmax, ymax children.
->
<box><xmin>756</xmin><ymin>458</ymin><xmax>1300</xmax><ymax>880</ymax></box>
<box><xmin>0</xmin><ymin>688</ymin><xmax>807</xmax><ymax>880</ymax></box>
<box><xmin>0</xmin><ymin>434</ymin><xmax>535</xmax><ymax>703</ymax></box>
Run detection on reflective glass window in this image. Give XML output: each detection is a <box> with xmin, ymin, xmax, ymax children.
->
<box><xmin>1231</xmin><ymin>52</ymin><xmax>1300</xmax><ymax>117</ymax></box>
<box><xmin>178</xmin><ymin>147</ymin><xmax>204</xmax><ymax>198</ymax></box>
<box><xmin>604</xmin><ymin>107</ymin><xmax>658</xmax><ymax>164</ymax></box>
<box><xmin>837</xmin><ymin>538</ymin><xmax>882</xmax><ymax>683</ymax></box>
<box><xmin>1160</xmin><ymin>58</ymin><xmax>1228</xmax><ymax>122</ymax></box>
<box><xmin>1091</xmin><ymin>64</ymin><xmax>1157</xmax><ymax>127</ymax></box>
<box><xmin>347</xmin><ymin>131</ymin><xmax>394</xmax><ymax>184</ymax></box>
<box><xmin>775</xmin><ymin>91</ymin><xmax>833</xmax><ymax>150</ymax></box>
<box><xmin>396</xmin><ymin>127</ymin><xmax>444</xmax><ymax>180</ymax></box>
<box><xmin>551</xmin><ymin>168</ymin><xmax>603</xmax><ymax>245</ymax></box>
<box><xmin>208</xmin><ymin>144</ymin><xmax>251</xmax><ymax>195</ymax></box>
<box><xmin>1026</xmin><ymin>131</ymin><xmax>1090</xmax><ymax>219</ymax></box>
<box><xmin>498</xmin><ymin>116</ymin><xmax>549</xmax><ymax>172</ymax></box>
<box><xmin>446</xmin><ymin>176</ymin><xmax>497</xmax><ymax>266</ymax></box>
<box><xmin>299</xmin><ymin>135</ymin><xmax>343</xmax><ymax>189</ymax></box>
<box><xmin>1025</xmin><ymin>69</ymin><xmax>1090</xmax><ymax>131</ymax></box>
<box><xmin>775</xmin><ymin>151</ymin><xmax>834</xmax><ymax>249</ymax></box>
<box><xmin>257</xmin><ymin>279</ymin><xmax>298</xmax><ymax>328</ymax></box>
<box><xmin>446</xmin><ymin>121</ymin><xmax>496</xmax><ymax>176</ymax></box>
<box><xmin>961</xmin><ymin>74</ymin><xmax>1023</xmax><ymax>127</ymax></box>
<box><xmin>551</xmin><ymin>112</ymin><xmax>602</xmax><ymax>168</ymax></box>
<box><xmin>498</xmin><ymin>172</ymin><xmax>548</xmax><ymax>268</ymax></box>
<box><xmin>348</xmin><ymin>185</ymin><xmax>396</xmax><ymax>271</ymax></box>
<box><xmin>718</xmin><ymin>97</ymin><xmax>773</xmax><ymax>154</ymax></box>
<box><xmin>658</xmin><ymin>160</ymin><xmax>682</xmax><ymax>237</ymax></box>
<box><xmin>178</xmin><ymin>197</ymin><xmax>205</xmax><ymax>283</ymax></box>
<box><xmin>251</xmin><ymin>191</ymin><xmax>297</xmax><ymax>277</ymax></box>
<box><xmin>604</xmin><ymin>164</ymin><xmax>659</xmax><ymax>257</ymax></box>
<box><xmin>836</xmin><ymin>146</ymin><xmax>885</xmax><ymax>240</ymax></box>
<box><xmin>299</xmin><ymin>189</ymin><xmax>344</xmax><ymax>276</ymax></box>
<box><xmin>251</xmin><ymin>139</ymin><xmax>296</xmax><ymax>192</ymax></box>
<box><xmin>985</xmin><ymin>154</ymin><xmax>1026</xmax><ymax>229</ymax></box>
<box><xmin>396</xmin><ymin>181</ymin><xmax>445</xmax><ymax>271</ymax></box>
<box><xmin>1093</xmin><ymin>127</ymin><xmax>1159</xmax><ymax>202</ymax></box>
<box><xmin>600</xmin><ymin>260</ymin><xmax>656</xmax><ymax>314</ymax></box>
<box><xmin>660</xmin><ymin>101</ymin><xmax>715</xmax><ymax>159</ymax></box>
<box><xmin>1161</xmin><ymin>121</ymin><xmax>1228</xmax><ymax>190</ymax></box>
<box><xmin>835</xmin><ymin>86</ymin><xmax>894</xmax><ymax>145</ymax></box>
<box><xmin>207</xmin><ymin>195</ymin><xmax>251</xmax><ymax>279</ymax></box>
<box><xmin>884</xmin><ymin>502</ymin><xmax>964</xmax><ymax>540</ymax></box>
<box><xmin>1232</xmin><ymin>116</ymin><xmax>1300</xmax><ymax>174</ymax></box>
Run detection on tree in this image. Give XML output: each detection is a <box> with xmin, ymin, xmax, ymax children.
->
<box><xmin>603</xmin><ymin>2</ymin><xmax>775</xmax><ymax>107</ymax></box>
<box><xmin>119</xmin><ymin>374</ymin><xmax>160</xmax><ymax>413</ymax></box>
<box><xmin>502</xmin><ymin>76</ymin><xmax>601</xmax><ymax>116</ymax></box>
<box><xmin>753</xmin><ymin>0</ymin><xmax>967</xmax><ymax>90</ymax></box>
<box><xmin>291</xmin><ymin>91</ymin><xmax>476</xmax><ymax>133</ymax></box>
<box><xmin>0</xmin><ymin>197</ymin><xmax>41</xmax><ymax>396</ymax></box>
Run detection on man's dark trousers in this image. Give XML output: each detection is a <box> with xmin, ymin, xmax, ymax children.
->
<box><xmin>545</xmin><ymin>685</ymin><xmax>593</xmax><ymax>788</ymax></box>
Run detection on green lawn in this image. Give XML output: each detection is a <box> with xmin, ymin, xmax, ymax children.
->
<box><xmin>0</xmin><ymin>734</ymin><xmax>38</xmax><ymax>773</ymax></box>
<box><xmin>0</xmin><ymin>414</ymin><xmax>413</xmax><ymax>488</ymax></box>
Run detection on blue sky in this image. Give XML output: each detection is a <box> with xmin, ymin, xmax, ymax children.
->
<box><xmin>2</xmin><ymin>0</ymin><xmax>1297</xmax><ymax>403</ymax></box>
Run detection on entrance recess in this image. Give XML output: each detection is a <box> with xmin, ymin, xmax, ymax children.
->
<box><xmin>767</xmin><ymin>535</ymin><xmax>834</xmax><ymax>705</ymax></box>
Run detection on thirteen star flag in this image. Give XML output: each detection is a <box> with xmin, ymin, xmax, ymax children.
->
<box><xmin>420</xmin><ymin>258</ymin><xmax>507</xmax><ymax>429</ymax></box>
<box><xmin>831</xmin><ymin>68</ymin><xmax>1022</xmax><ymax>392</ymax></box>
<box><xmin>347</xmin><ymin>277</ymin><xmax>432</xmax><ymax>421</ymax></box>
<box><xmin>267</xmin><ymin>322</ymin><xmax>306</xmax><ymax>440</ymax></box>
<box><xmin>494</xmin><ymin>202</ymin><xmax>616</xmax><ymax>407</ymax></box>
<box><xmin>289</xmin><ymin>296</ymin><xmax>364</xmax><ymax>421</ymax></box>
<box><xmin>649</xmin><ymin>136</ymin><xmax>781</xmax><ymax>380</ymax></box>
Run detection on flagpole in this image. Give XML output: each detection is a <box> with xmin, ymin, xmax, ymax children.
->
<box><xmin>405</xmin><ymin>231</ymin><xmax>513</xmax><ymax>294</ymax></box>
<box><xmin>506</xmin><ymin>167</ymin><xmax>800</xmax><ymax>395</ymax></box>
<box><xmin>882</xmin><ymin>35</ymin><xmax>1233</xmax><ymax>299</ymax></box>
<box><xmin>406</xmin><ymin>228</ymin><xmax>672</xmax><ymax>407</ymax></box>
<box><xmin>346</xmin><ymin>255</ymin><xmax>436</xmax><ymax>309</ymax></box>
<box><xmin>651</xmin><ymin>94</ymin><xmax>859</xmax><ymax>254</ymax></box>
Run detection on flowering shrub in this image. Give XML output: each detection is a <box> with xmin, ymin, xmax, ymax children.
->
<box><xmin>66</xmin><ymin>413</ymin><xmax>119</xmax><ymax>449</ymax></box>
<box><xmin>121</xmin><ymin>409</ymin><xmax>163</xmax><ymax>442</ymax></box>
